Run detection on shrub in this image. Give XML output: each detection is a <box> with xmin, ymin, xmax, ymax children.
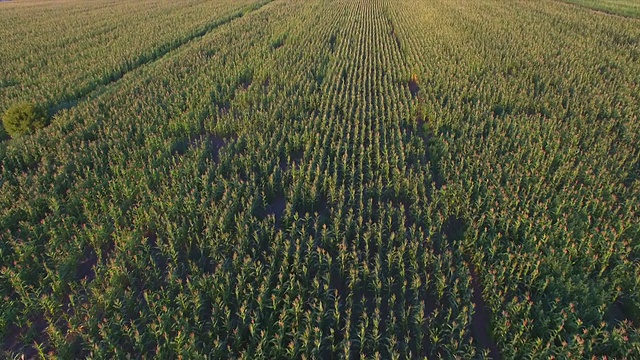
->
<box><xmin>2</xmin><ymin>102</ymin><xmax>48</xmax><ymax>137</ymax></box>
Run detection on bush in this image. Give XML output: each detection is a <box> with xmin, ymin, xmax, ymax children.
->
<box><xmin>2</xmin><ymin>102</ymin><xmax>48</xmax><ymax>137</ymax></box>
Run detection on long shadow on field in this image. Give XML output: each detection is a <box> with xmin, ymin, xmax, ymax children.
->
<box><xmin>468</xmin><ymin>262</ymin><xmax>502</xmax><ymax>360</ymax></box>
<box><xmin>2</xmin><ymin>316</ymin><xmax>48</xmax><ymax>359</ymax></box>
<box><xmin>403</xmin><ymin>107</ymin><xmax>444</xmax><ymax>190</ymax></box>
<box><xmin>442</xmin><ymin>216</ymin><xmax>502</xmax><ymax>360</ymax></box>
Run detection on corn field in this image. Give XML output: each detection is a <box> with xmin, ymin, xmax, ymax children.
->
<box><xmin>1</xmin><ymin>0</ymin><xmax>639</xmax><ymax>358</ymax></box>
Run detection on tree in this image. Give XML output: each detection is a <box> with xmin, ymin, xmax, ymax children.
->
<box><xmin>2</xmin><ymin>102</ymin><xmax>48</xmax><ymax>137</ymax></box>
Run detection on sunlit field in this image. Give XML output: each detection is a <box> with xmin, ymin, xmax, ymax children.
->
<box><xmin>1</xmin><ymin>0</ymin><xmax>639</xmax><ymax>358</ymax></box>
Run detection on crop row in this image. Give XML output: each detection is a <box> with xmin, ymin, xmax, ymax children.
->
<box><xmin>0</xmin><ymin>0</ymin><xmax>261</xmax><ymax>115</ymax></box>
<box><xmin>392</xmin><ymin>0</ymin><xmax>640</xmax><ymax>357</ymax></box>
<box><xmin>0</xmin><ymin>0</ymin><xmax>638</xmax><ymax>358</ymax></box>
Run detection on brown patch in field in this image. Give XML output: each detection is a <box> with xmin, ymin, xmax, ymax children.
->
<box><xmin>408</xmin><ymin>74</ymin><xmax>420</xmax><ymax>97</ymax></box>
<box><xmin>217</xmin><ymin>101</ymin><xmax>231</xmax><ymax>114</ymax></box>
<box><xmin>328</xmin><ymin>33</ymin><xmax>337</xmax><ymax>53</ymax></box>
<box><xmin>403</xmin><ymin>106</ymin><xmax>444</xmax><ymax>191</ymax></box>
<box><xmin>189</xmin><ymin>133</ymin><xmax>229</xmax><ymax>162</ymax></box>
<box><xmin>208</xmin><ymin>134</ymin><xmax>226</xmax><ymax>155</ymax></box>
<box><xmin>3</xmin><ymin>324</ymin><xmax>22</xmax><ymax>355</ymax></box>
<box><xmin>144</xmin><ymin>230</ymin><xmax>168</xmax><ymax>274</ymax></box>
<box><xmin>171</xmin><ymin>139</ymin><xmax>190</xmax><ymax>156</ymax></box>
<box><xmin>279</xmin><ymin>147</ymin><xmax>304</xmax><ymax>172</ymax></box>
<box><xmin>3</xmin><ymin>315</ymin><xmax>49</xmax><ymax>358</ymax></box>
<box><xmin>607</xmin><ymin>301</ymin><xmax>628</xmax><ymax>325</ymax></box>
<box><xmin>144</xmin><ymin>230</ymin><xmax>157</xmax><ymax>246</ymax></box>
<box><xmin>443</xmin><ymin>216</ymin><xmax>465</xmax><ymax>243</ymax></box>
<box><xmin>76</xmin><ymin>247</ymin><xmax>98</xmax><ymax>282</ymax></box>
<box><xmin>312</xmin><ymin>199</ymin><xmax>330</xmax><ymax>222</ymax></box>
<box><xmin>265</xmin><ymin>196</ymin><xmax>286</xmax><ymax>228</ymax></box>
<box><xmin>278</xmin><ymin>159</ymin><xmax>288</xmax><ymax>171</ymax></box>
<box><xmin>420</xmin><ymin>299</ymin><xmax>438</xmax><ymax>356</ymax></box>
<box><xmin>468</xmin><ymin>262</ymin><xmax>501</xmax><ymax>360</ymax></box>
<box><xmin>607</xmin><ymin>296</ymin><xmax>639</xmax><ymax>328</ymax></box>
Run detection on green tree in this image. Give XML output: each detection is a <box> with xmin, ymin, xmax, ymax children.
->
<box><xmin>2</xmin><ymin>102</ymin><xmax>48</xmax><ymax>137</ymax></box>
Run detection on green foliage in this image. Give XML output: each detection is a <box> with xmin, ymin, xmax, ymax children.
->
<box><xmin>562</xmin><ymin>0</ymin><xmax>640</xmax><ymax>18</ymax></box>
<box><xmin>0</xmin><ymin>0</ymin><xmax>259</xmax><ymax>115</ymax></box>
<box><xmin>1</xmin><ymin>102</ymin><xmax>47</xmax><ymax>137</ymax></box>
<box><xmin>0</xmin><ymin>0</ymin><xmax>639</xmax><ymax>358</ymax></box>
